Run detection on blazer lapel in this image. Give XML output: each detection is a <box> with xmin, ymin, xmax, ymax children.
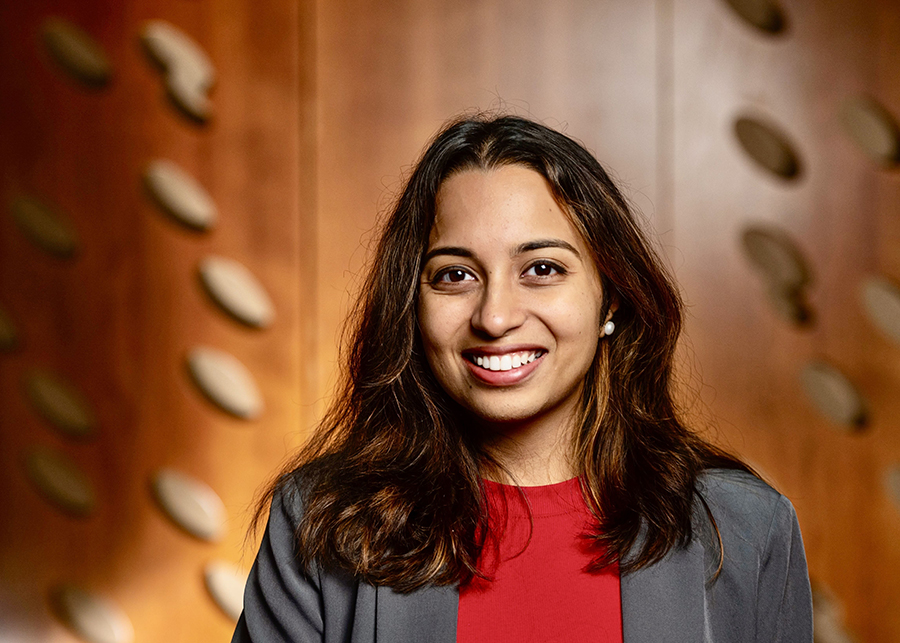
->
<box><xmin>375</xmin><ymin>583</ymin><xmax>458</xmax><ymax>643</ymax></box>
<box><xmin>371</xmin><ymin>532</ymin><xmax>710</xmax><ymax>642</ymax></box>
<box><xmin>620</xmin><ymin>539</ymin><xmax>710</xmax><ymax>642</ymax></box>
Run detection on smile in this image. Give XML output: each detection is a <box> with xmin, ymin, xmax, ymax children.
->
<box><xmin>462</xmin><ymin>348</ymin><xmax>546</xmax><ymax>386</ymax></box>
<box><xmin>466</xmin><ymin>350</ymin><xmax>543</xmax><ymax>372</ymax></box>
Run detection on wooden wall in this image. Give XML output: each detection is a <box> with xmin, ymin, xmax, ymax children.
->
<box><xmin>1</xmin><ymin>0</ymin><xmax>899</xmax><ymax>641</ymax></box>
<box><xmin>314</xmin><ymin>0</ymin><xmax>662</xmax><ymax>400</ymax></box>
<box><xmin>0</xmin><ymin>1</ymin><xmax>313</xmax><ymax>641</ymax></box>
<box><xmin>671</xmin><ymin>1</ymin><xmax>900</xmax><ymax>640</ymax></box>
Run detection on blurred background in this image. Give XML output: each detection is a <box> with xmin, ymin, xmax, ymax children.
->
<box><xmin>1</xmin><ymin>0</ymin><xmax>899</xmax><ymax>641</ymax></box>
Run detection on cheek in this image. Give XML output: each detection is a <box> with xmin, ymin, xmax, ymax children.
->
<box><xmin>546</xmin><ymin>296</ymin><xmax>603</xmax><ymax>341</ymax></box>
<box><xmin>564</xmin><ymin>319</ymin><xmax>602</xmax><ymax>367</ymax></box>
<box><xmin>418</xmin><ymin>296</ymin><xmax>470</xmax><ymax>348</ymax></box>
<box><xmin>574</xmin><ymin>285</ymin><xmax>604</xmax><ymax>338</ymax></box>
<box><xmin>416</xmin><ymin>324</ymin><xmax>460</xmax><ymax>398</ymax></box>
<box><xmin>417</xmin><ymin>301</ymin><xmax>444</xmax><ymax>351</ymax></box>
<box><xmin>417</xmin><ymin>302</ymin><xmax>461</xmax><ymax>384</ymax></box>
<box><xmin>557</xmin><ymin>309</ymin><xmax>602</xmax><ymax>373</ymax></box>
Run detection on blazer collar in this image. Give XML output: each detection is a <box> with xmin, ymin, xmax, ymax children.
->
<box><xmin>373</xmin><ymin>538</ymin><xmax>711</xmax><ymax>642</ymax></box>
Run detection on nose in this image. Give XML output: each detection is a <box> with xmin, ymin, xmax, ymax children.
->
<box><xmin>470</xmin><ymin>278</ymin><xmax>526</xmax><ymax>338</ymax></box>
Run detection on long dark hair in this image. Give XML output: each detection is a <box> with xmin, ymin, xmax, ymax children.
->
<box><xmin>260</xmin><ymin>114</ymin><xmax>751</xmax><ymax>592</ymax></box>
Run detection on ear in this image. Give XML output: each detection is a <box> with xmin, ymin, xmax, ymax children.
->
<box><xmin>604</xmin><ymin>298</ymin><xmax>618</xmax><ymax>322</ymax></box>
<box><xmin>599</xmin><ymin>296</ymin><xmax>619</xmax><ymax>338</ymax></box>
<box><xmin>602</xmin><ymin>294</ymin><xmax>619</xmax><ymax>324</ymax></box>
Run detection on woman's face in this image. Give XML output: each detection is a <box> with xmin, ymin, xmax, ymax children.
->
<box><xmin>417</xmin><ymin>165</ymin><xmax>609</xmax><ymax>437</ymax></box>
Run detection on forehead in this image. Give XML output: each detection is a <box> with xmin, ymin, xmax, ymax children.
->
<box><xmin>430</xmin><ymin>165</ymin><xmax>588</xmax><ymax>250</ymax></box>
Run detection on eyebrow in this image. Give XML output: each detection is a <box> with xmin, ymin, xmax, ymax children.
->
<box><xmin>422</xmin><ymin>246</ymin><xmax>473</xmax><ymax>263</ymax></box>
<box><xmin>515</xmin><ymin>239</ymin><xmax>580</xmax><ymax>257</ymax></box>
<box><xmin>423</xmin><ymin>238</ymin><xmax>580</xmax><ymax>264</ymax></box>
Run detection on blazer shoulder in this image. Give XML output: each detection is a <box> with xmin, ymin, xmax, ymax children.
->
<box><xmin>698</xmin><ymin>467</ymin><xmax>786</xmax><ymax>511</ymax></box>
<box><xmin>695</xmin><ymin>469</ymin><xmax>813</xmax><ymax>642</ymax></box>
<box><xmin>269</xmin><ymin>461</ymin><xmax>333</xmax><ymax>526</ymax></box>
<box><xmin>695</xmin><ymin>468</ymin><xmax>798</xmax><ymax>556</ymax></box>
<box><xmin>270</xmin><ymin>471</ymin><xmax>308</xmax><ymax>525</ymax></box>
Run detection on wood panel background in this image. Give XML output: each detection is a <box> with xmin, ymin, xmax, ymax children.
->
<box><xmin>0</xmin><ymin>0</ymin><xmax>313</xmax><ymax>641</ymax></box>
<box><xmin>671</xmin><ymin>1</ymin><xmax>900</xmax><ymax>639</ymax></box>
<box><xmin>1</xmin><ymin>0</ymin><xmax>899</xmax><ymax>641</ymax></box>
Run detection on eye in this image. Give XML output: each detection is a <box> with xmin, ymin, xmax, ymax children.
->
<box><xmin>523</xmin><ymin>261</ymin><xmax>565</xmax><ymax>278</ymax></box>
<box><xmin>435</xmin><ymin>268</ymin><xmax>475</xmax><ymax>284</ymax></box>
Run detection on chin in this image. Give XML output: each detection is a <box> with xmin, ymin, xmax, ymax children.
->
<box><xmin>465</xmin><ymin>403</ymin><xmax>548</xmax><ymax>428</ymax></box>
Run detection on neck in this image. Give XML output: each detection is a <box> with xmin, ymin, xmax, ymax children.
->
<box><xmin>479</xmin><ymin>415</ymin><xmax>577</xmax><ymax>486</ymax></box>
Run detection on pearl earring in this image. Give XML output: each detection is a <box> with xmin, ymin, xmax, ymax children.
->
<box><xmin>603</xmin><ymin>320</ymin><xmax>615</xmax><ymax>336</ymax></box>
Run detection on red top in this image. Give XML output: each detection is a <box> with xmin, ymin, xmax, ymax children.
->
<box><xmin>457</xmin><ymin>477</ymin><xmax>623</xmax><ymax>643</ymax></box>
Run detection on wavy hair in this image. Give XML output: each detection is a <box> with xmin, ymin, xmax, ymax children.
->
<box><xmin>260</xmin><ymin>114</ymin><xmax>751</xmax><ymax>592</ymax></box>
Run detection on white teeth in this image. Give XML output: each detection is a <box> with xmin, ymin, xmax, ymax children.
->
<box><xmin>473</xmin><ymin>351</ymin><xmax>541</xmax><ymax>371</ymax></box>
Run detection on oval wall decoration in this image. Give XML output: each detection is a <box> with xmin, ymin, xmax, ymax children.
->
<box><xmin>186</xmin><ymin>346</ymin><xmax>263</xmax><ymax>419</ymax></box>
<box><xmin>41</xmin><ymin>17</ymin><xmax>112</xmax><ymax>88</ymax></box>
<box><xmin>204</xmin><ymin>560</ymin><xmax>248</xmax><ymax>622</ymax></box>
<box><xmin>721</xmin><ymin>0</ymin><xmax>786</xmax><ymax>34</ymax></box>
<box><xmin>839</xmin><ymin>96</ymin><xmax>900</xmax><ymax>167</ymax></box>
<box><xmin>860</xmin><ymin>276</ymin><xmax>900</xmax><ymax>346</ymax></box>
<box><xmin>763</xmin><ymin>285</ymin><xmax>812</xmax><ymax>326</ymax></box>
<box><xmin>199</xmin><ymin>256</ymin><xmax>275</xmax><ymax>328</ymax></box>
<box><xmin>151</xmin><ymin>468</ymin><xmax>226</xmax><ymax>542</ymax></box>
<box><xmin>799</xmin><ymin>361</ymin><xmax>866</xmax><ymax>429</ymax></box>
<box><xmin>740</xmin><ymin>225</ymin><xmax>810</xmax><ymax>291</ymax></box>
<box><xmin>144</xmin><ymin>160</ymin><xmax>217</xmax><ymax>231</ymax></box>
<box><xmin>9</xmin><ymin>195</ymin><xmax>79</xmax><ymax>258</ymax></box>
<box><xmin>734</xmin><ymin>116</ymin><xmax>801</xmax><ymax>180</ymax></box>
<box><xmin>25</xmin><ymin>447</ymin><xmax>96</xmax><ymax>517</ymax></box>
<box><xmin>24</xmin><ymin>369</ymin><xmax>96</xmax><ymax>440</ymax></box>
<box><xmin>140</xmin><ymin>20</ymin><xmax>215</xmax><ymax>122</ymax></box>
<box><xmin>141</xmin><ymin>20</ymin><xmax>214</xmax><ymax>82</ymax></box>
<box><xmin>50</xmin><ymin>585</ymin><xmax>134</xmax><ymax>643</ymax></box>
<box><xmin>165</xmin><ymin>68</ymin><xmax>213</xmax><ymax>122</ymax></box>
<box><xmin>740</xmin><ymin>225</ymin><xmax>813</xmax><ymax>326</ymax></box>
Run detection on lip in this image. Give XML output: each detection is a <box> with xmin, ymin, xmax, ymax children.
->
<box><xmin>462</xmin><ymin>345</ymin><xmax>547</xmax><ymax>386</ymax></box>
<box><xmin>463</xmin><ymin>344</ymin><xmax>545</xmax><ymax>357</ymax></box>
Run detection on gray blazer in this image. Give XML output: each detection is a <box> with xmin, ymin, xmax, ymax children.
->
<box><xmin>233</xmin><ymin>469</ymin><xmax>812</xmax><ymax>642</ymax></box>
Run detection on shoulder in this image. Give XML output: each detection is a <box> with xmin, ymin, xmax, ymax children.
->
<box><xmin>696</xmin><ymin>468</ymin><xmax>792</xmax><ymax>535</ymax></box>
<box><xmin>693</xmin><ymin>467</ymin><xmax>803</xmax><ymax>572</ymax></box>
<box><xmin>268</xmin><ymin>461</ymin><xmax>333</xmax><ymax>527</ymax></box>
<box><xmin>236</xmin><ymin>471</ymin><xmax>369</xmax><ymax>642</ymax></box>
<box><xmin>693</xmin><ymin>469</ymin><xmax>813</xmax><ymax>640</ymax></box>
<box><xmin>271</xmin><ymin>472</ymin><xmax>307</xmax><ymax>524</ymax></box>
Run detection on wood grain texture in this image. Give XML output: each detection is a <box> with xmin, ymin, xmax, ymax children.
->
<box><xmin>314</xmin><ymin>0</ymin><xmax>660</xmax><ymax>408</ymax></box>
<box><xmin>0</xmin><ymin>0</ymin><xmax>312</xmax><ymax>641</ymax></box>
<box><xmin>670</xmin><ymin>0</ymin><xmax>900</xmax><ymax>639</ymax></box>
<box><xmin>3</xmin><ymin>0</ymin><xmax>900</xmax><ymax>640</ymax></box>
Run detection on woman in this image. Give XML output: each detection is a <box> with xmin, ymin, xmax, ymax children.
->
<box><xmin>233</xmin><ymin>115</ymin><xmax>813</xmax><ymax>642</ymax></box>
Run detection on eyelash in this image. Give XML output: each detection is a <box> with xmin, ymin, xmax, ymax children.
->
<box><xmin>430</xmin><ymin>261</ymin><xmax>567</xmax><ymax>285</ymax></box>
<box><xmin>523</xmin><ymin>261</ymin><xmax>567</xmax><ymax>278</ymax></box>
<box><xmin>433</xmin><ymin>267</ymin><xmax>474</xmax><ymax>284</ymax></box>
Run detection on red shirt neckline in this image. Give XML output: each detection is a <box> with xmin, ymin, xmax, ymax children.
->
<box><xmin>481</xmin><ymin>476</ymin><xmax>588</xmax><ymax>518</ymax></box>
<box><xmin>458</xmin><ymin>476</ymin><xmax>623</xmax><ymax>643</ymax></box>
